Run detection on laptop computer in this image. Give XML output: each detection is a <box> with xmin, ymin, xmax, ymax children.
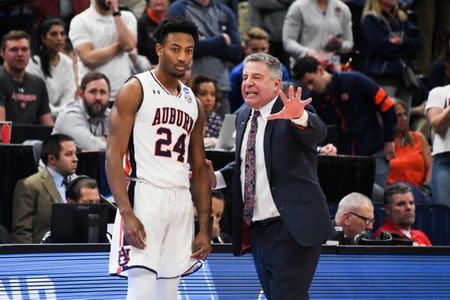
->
<box><xmin>215</xmin><ymin>114</ymin><xmax>236</xmax><ymax>151</ymax></box>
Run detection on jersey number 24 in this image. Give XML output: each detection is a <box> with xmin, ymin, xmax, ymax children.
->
<box><xmin>155</xmin><ymin>127</ymin><xmax>186</xmax><ymax>163</ymax></box>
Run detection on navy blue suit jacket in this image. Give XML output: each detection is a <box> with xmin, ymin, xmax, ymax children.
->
<box><xmin>220</xmin><ymin>98</ymin><xmax>333</xmax><ymax>255</ymax></box>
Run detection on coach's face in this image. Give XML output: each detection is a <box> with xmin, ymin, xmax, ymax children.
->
<box><xmin>241</xmin><ymin>61</ymin><xmax>280</xmax><ymax>110</ymax></box>
<box><xmin>156</xmin><ymin>33</ymin><xmax>194</xmax><ymax>79</ymax></box>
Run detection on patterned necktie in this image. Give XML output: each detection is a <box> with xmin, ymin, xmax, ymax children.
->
<box><xmin>243</xmin><ymin>110</ymin><xmax>260</xmax><ymax>225</ymax></box>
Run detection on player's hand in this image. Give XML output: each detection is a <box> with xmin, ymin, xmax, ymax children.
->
<box><xmin>122</xmin><ymin>211</ymin><xmax>146</xmax><ymax>249</ymax></box>
<box><xmin>267</xmin><ymin>86</ymin><xmax>312</xmax><ymax>121</ymax></box>
<box><xmin>205</xmin><ymin>159</ymin><xmax>217</xmax><ymax>189</ymax></box>
<box><xmin>191</xmin><ymin>231</ymin><xmax>212</xmax><ymax>260</ymax></box>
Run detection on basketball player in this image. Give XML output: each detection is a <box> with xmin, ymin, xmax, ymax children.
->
<box><xmin>106</xmin><ymin>17</ymin><xmax>212</xmax><ymax>299</ymax></box>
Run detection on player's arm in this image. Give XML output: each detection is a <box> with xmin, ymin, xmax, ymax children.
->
<box><xmin>190</xmin><ymin>99</ymin><xmax>212</xmax><ymax>259</ymax></box>
<box><xmin>105</xmin><ymin>78</ymin><xmax>146</xmax><ymax>249</ymax></box>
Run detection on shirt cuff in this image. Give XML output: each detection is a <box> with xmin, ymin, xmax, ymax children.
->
<box><xmin>291</xmin><ymin>111</ymin><xmax>309</xmax><ymax>127</ymax></box>
<box><xmin>214</xmin><ymin>171</ymin><xmax>227</xmax><ymax>189</ymax></box>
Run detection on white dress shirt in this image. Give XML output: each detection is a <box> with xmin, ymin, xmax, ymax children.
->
<box><xmin>215</xmin><ymin>96</ymin><xmax>308</xmax><ymax>221</ymax></box>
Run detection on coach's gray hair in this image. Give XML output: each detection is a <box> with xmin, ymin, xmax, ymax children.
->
<box><xmin>243</xmin><ymin>53</ymin><xmax>282</xmax><ymax>80</ymax></box>
<box><xmin>335</xmin><ymin>192</ymin><xmax>373</xmax><ymax>222</ymax></box>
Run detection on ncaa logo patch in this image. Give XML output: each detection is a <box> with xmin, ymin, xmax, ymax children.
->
<box><xmin>183</xmin><ymin>87</ymin><xmax>192</xmax><ymax>103</ymax></box>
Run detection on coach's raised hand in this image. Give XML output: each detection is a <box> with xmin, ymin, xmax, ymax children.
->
<box><xmin>267</xmin><ymin>86</ymin><xmax>312</xmax><ymax>121</ymax></box>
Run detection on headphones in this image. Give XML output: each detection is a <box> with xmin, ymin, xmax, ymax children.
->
<box><xmin>352</xmin><ymin>231</ymin><xmax>393</xmax><ymax>245</ymax></box>
<box><xmin>65</xmin><ymin>175</ymin><xmax>92</xmax><ymax>200</ymax></box>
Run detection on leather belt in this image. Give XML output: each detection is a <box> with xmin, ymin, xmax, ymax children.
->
<box><xmin>250</xmin><ymin>216</ymin><xmax>281</xmax><ymax>228</ymax></box>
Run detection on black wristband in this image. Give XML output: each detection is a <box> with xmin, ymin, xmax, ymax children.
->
<box><xmin>112</xmin><ymin>11</ymin><xmax>121</xmax><ymax>16</ymax></box>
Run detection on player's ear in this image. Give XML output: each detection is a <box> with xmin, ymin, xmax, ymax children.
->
<box><xmin>155</xmin><ymin>43</ymin><xmax>163</xmax><ymax>56</ymax></box>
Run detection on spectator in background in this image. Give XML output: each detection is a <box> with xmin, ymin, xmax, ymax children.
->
<box><xmin>11</xmin><ymin>134</ymin><xmax>78</xmax><ymax>243</ymax></box>
<box><xmin>137</xmin><ymin>0</ymin><xmax>169</xmax><ymax>66</ymax></box>
<box><xmin>414</xmin><ymin>0</ymin><xmax>450</xmax><ymax>75</ymax></box>
<box><xmin>27</xmin><ymin>18</ymin><xmax>77</xmax><ymax>118</ymax></box>
<box><xmin>31</xmin><ymin>0</ymin><xmax>90</xmax><ymax>30</ymax></box>
<box><xmin>247</xmin><ymin>0</ymin><xmax>294</xmax><ymax>68</ymax></box>
<box><xmin>428</xmin><ymin>33</ymin><xmax>450</xmax><ymax>90</ymax></box>
<box><xmin>293</xmin><ymin>56</ymin><xmax>397</xmax><ymax>188</ymax></box>
<box><xmin>40</xmin><ymin>175</ymin><xmax>101</xmax><ymax>243</ymax></box>
<box><xmin>53</xmin><ymin>72</ymin><xmax>110</xmax><ymax>150</ymax></box>
<box><xmin>334</xmin><ymin>192</ymin><xmax>375</xmax><ymax>242</ymax></box>
<box><xmin>283</xmin><ymin>0</ymin><xmax>353</xmax><ymax>68</ymax></box>
<box><xmin>190</xmin><ymin>75</ymin><xmax>223</xmax><ymax>148</ymax></box>
<box><xmin>229</xmin><ymin>27</ymin><xmax>291</xmax><ymax>113</ymax></box>
<box><xmin>69</xmin><ymin>0</ymin><xmax>137</xmax><ymax>102</ymax></box>
<box><xmin>211</xmin><ymin>191</ymin><xmax>232</xmax><ymax>244</ymax></box>
<box><xmin>426</xmin><ymin>84</ymin><xmax>450</xmax><ymax>207</ymax></box>
<box><xmin>168</xmin><ymin>0</ymin><xmax>242</xmax><ymax>116</ymax></box>
<box><xmin>0</xmin><ymin>30</ymin><xmax>53</xmax><ymax>125</ymax></box>
<box><xmin>120</xmin><ymin>0</ymin><xmax>147</xmax><ymax>17</ymax></box>
<box><xmin>375</xmin><ymin>182</ymin><xmax>432</xmax><ymax>246</ymax></box>
<box><xmin>387</xmin><ymin>100</ymin><xmax>432</xmax><ymax>203</ymax></box>
<box><xmin>66</xmin><ymin>176</ymin><xmax>101</xmax><ymax>204</ymax></box>
<box><xmin>361</xmin><ymin>0</ymin><xmax>421</xmax><ymax>114</ymax></box>
<box><xmin>63</xmin><ymin>38</ymin><xmax>81</xmax><ymax>96</ymax></box>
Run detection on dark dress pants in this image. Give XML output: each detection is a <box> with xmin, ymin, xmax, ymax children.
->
<box><xmin>250</xmin><ymin>219</ymin><xmax>322</xmax><ymax>300</ymax></box>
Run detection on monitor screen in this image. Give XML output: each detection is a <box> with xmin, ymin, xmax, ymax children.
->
<box><xmin>51</xmin><ymin>203</ymin><xmax>109</xmax><ymax>243</ymax></box>
<box><xmin>10</xmin><ymin>123</ymin><xmax>53</xmax><ymax>144</ymax></box>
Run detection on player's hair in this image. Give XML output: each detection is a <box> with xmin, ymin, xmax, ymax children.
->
<box><xmin>292</xmin><ymin>56</ymin><xmax>321</xmax><ymax>80</ymax></box>
<box><xmin>153</xmin><ymin>16</ymin><xmax>199</xmax><ymax>45</ymax></box>
<box><xmin>1</xmin><ymin>30</ymin><xmax>30</xmax><ymax>51</ymax></box>
<box><xmin>243</xmin><ymin>53</ymin><xmax>282</xmax><ymax>80</ymax></box>
<box><xmin>40</xmin><ymin>134</ymin><xmax>74</xmax><ymax>165</ymax></box>
<box><xmin>384</xmin><ymin>182</ymin><xmax>412</xmax><ymax>205</ymax></box>
<box><xmin>80</xmin><ymin>71</ymin><xmax>111</xmax><ymax>92</ymax></box>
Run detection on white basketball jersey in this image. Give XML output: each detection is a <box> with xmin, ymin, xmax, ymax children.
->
<box><xmin>124</xmin><ymin>70</ymin><xmax>198</xmax><ymax>188</ymax></box>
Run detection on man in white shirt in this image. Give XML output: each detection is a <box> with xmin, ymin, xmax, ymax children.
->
<box><xmin>69</xmin><ymin>0</ymin><xmax>137</xmax><ymax>102</ymax></box>
<box><xmin>426</xmin><ymin>84</ymin><xmax>450</xmax><ymax>207</ymax></box>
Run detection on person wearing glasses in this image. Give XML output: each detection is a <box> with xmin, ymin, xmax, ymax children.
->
<box><xmin>334</xmin><ymin>192</ymin><xmax>375</xmax><ymax>242</ymax></box>
<box><xmin>375</xmin><ymin>182</ymin><xmax>432</xmax><ymax>246</ymax></box>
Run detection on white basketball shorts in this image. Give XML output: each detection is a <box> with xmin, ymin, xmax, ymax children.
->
<box><xmin>109</xmin><ymin>181</ymin><xmax>201</xmax><ymax>278</ymax></box>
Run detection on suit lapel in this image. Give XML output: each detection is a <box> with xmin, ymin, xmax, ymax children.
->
<box><xmin>41</xmin><ymin>169</ymin><xmax>62</xmax><ymax>204</ymax></box>
<box><xmin>235</xmin><ymin>107</ymin><xmax>252</xmax><ymax>157</ymax></box>
<box><xmin>263</xmin><ymin>98</ymin><xmax>283</xmax><ymax>182</ymax></box>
